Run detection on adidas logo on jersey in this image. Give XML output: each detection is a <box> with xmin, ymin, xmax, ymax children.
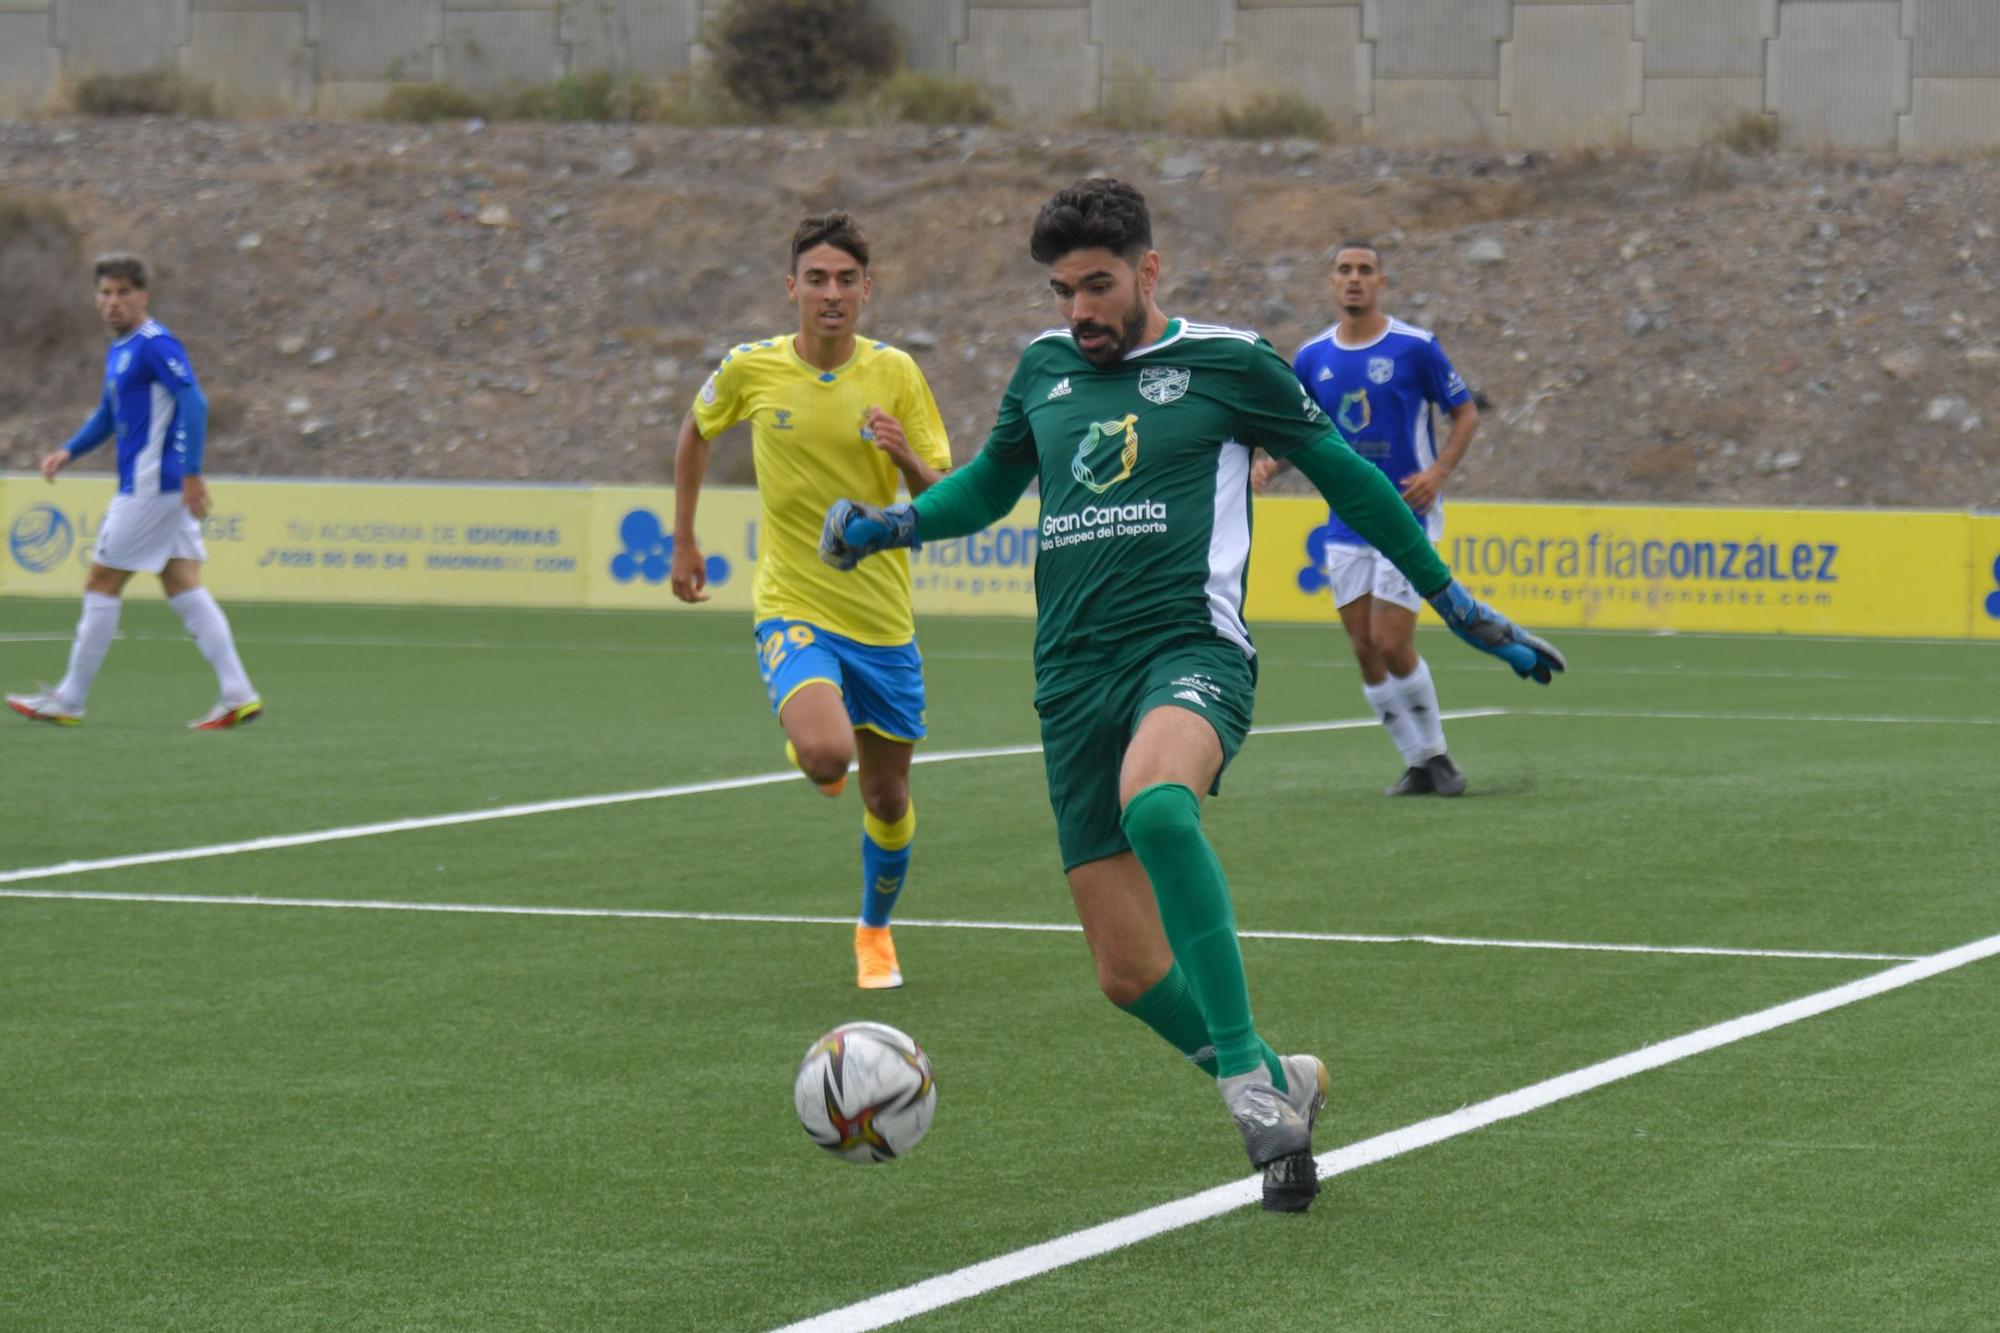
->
<box><xmin>1316</xmin><ymin>366</ymin><xmax>1334</xmax><ymax>381</ymax></box>
<box><xmin>1047</xmin><ymin>377</ymin><xmax>1072</xmax><ymax>400</ymax></box>
<box><xmin>1173</xmin><ymin>689</ymin><xmax>1207</xmax><ymax>708</ymax></box>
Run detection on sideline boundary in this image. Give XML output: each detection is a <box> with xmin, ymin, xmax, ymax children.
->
<box><xmin>0</xmin><ymin>713</ymin><xmax>1501</xmax><ymax>887</ymax></box>
<box><xmin>774</xmin><ymin>927</ymin><xmax>2000</xmax><ymax>1332</ymax></box>
<box><xmin>0</xmin><ymin>889</ymin><xmax>1916</xmax><ymax>964</ymax></box>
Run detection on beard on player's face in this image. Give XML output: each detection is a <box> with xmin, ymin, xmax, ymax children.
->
<box><xmin>1070</xmin><ymin>296</ymin><xmax>1147</xmax><ymax>367</ymax></box>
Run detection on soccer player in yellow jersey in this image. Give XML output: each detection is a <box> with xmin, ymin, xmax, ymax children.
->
<box><xmin>670</xmin><ymin>211</ymin><xmax>953</xmax><ymax>989</ymax></box>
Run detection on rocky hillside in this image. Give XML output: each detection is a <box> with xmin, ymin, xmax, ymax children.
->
<box><xmin>2</xmin><ymin>118</ymin><xmax>1995</xmax><ymax>510</ymax></box>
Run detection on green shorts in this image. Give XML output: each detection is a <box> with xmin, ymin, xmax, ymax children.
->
<box><xmin>1034</xmin><ymin>636</ymin><xmax>1258</xmax><ymax>872</ymax></box>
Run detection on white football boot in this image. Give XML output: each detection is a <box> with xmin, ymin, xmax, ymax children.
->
<box><xmin>7</xmin><ymin>689</ymin><xmax>83</xmax><ymax>726</ymax></box>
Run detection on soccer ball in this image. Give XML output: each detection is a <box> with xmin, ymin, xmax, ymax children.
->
<box><xmin>793</xmin><ymin>1021</ymin><xmax>937</xmax><ymax>1163</ymax></box>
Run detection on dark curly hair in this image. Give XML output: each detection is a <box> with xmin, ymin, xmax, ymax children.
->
<box><xmin>1029</xmin><ymin>179</ymin><xmax>1152</xmax><ymax>265</ymax></box>
<box><xmin>790</xmin><ymin>211</ymin><xmax>869</xmax><ymax>272</ymax></box>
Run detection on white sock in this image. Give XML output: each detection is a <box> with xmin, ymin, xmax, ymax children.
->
<box><xmin>1392</xmin><ymin>657</ymin><xmax>1447</xmax><ymax>761</ymax></box>
<box><xmin>168</xmin><ymin>587</ymin><xmax>255</xmax><ymax>704</ymax></box>
<box><xmin>1362</xmin><ymin>676</ymin><xmax>1427</xmax><ymax>766</ymax></box>
<box><xmin>55</xmin><ymin>592</ymin><xmax>122</xmax><ymax>711</ymax></box>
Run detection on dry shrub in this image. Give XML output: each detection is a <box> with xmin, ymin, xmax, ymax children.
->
<box><xmin>72</xmin><ymin>70</ymin><xmax>216</xmax><ymax>118</ymax></box>
<box><xmin>1714</xmin><ymin>112</ymin><xmax>1781</xmax><ymax>155</ymax></box>
<box><xmin>710</xmin><ymin>0</ymin><xmax>901</xmax><ymax>114</ymax></box>
<box><xmin>1079</xmin><ymin>65</ymin><xmax>1329</xmax><ymax>140</ymax></box>
<box><xmin>373</xmin><ymin>82</ymin><xmax>490</xmax><ymax>122</ymax></box>
<box><xmin>1215</xmin><ymin>91</ymin><xmax>1329</xmax><ymax>141</ymax></box>
<box><xmin>875</xmin><ymin>71</ymin><xmax>1002</xmax><ymax>126</ymax></box>
<box><xmin>1081</xmin><ymin>61</ymin><xmax>1170</xmax><ymax>133</ymax></box>
<box><xmin>0</xmin><ymin>192</ymin><xmax>84</xmax><ymax>352</ymax></box>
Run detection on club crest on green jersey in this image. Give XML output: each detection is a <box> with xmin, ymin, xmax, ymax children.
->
<box><xmin>1071</xmin><ymin>413</ymin><xmax>1140</xmax><ymax>494</ymax></box>
<box><xmin>1138</xmin><ymin>365</ymin><xmax>1191</xmax><ymax>405</ymax></box>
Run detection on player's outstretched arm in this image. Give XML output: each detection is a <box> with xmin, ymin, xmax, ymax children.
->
<box><xmin>821</xmin><ymin>448</ymin><xmax>1036</xmax><ymax>570</ymax></box>
<box><xmin>51</xmin><ymin>391</ymin><xmax>116</xmax><ymax>478</ymax></box>
<box><xmin>1424</xmin><ymin>581</ymin><xmax>1566</xmax><ymax>684</ymax></box>
<box><xmin>1287</xmin><ymin>436</ymin><xmax>1564</xmax><ymax>684</ymax></box>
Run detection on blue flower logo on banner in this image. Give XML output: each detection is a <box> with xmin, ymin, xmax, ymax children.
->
<box><xmin>609</xmin><ymin>507</ymin><xmax>729</xmax><ymax>586</ymax></box>
<box><xmin>1295</xmin><ymin>519</ymin><xmax>1335</xmax><ymax>594</ymax></box>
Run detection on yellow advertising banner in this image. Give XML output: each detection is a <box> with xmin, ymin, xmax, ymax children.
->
<box><xmin>1248</xmin><ymin>497</ymin><xmax>1976</xmax><ymax>639</ymax></box>
<box><xmin>1971</xmin><ymin>516</ymin><xmax>2000</xmax><ymax>641</ymax></box>
<box><xmin>583</xmin><ymin>486</ymin><xmax>1042</xmax><ymax>620</ymax></box>
<box><xmin>1</xmin><ymin>475</ymin><xmax>590</xmax><ymax>605</ymax></box>
<box><xmin>587</xmin><ymin>486</ymin><xmax>758</xmax><ymax>612</ymax></box>
<box><xmin>3</xmin><ymin>474</ymin><xmax>119</xmax><ymax>596</ymax></box>
<box><xmin>908</xmin><ymin>498</ymin><xmax>1040</xmax><ymax>619</ymax></box>
<box><xmin>6</xmin><ymin>474</ymin><xmax>1991</xmax><ymax>640</ymax></box>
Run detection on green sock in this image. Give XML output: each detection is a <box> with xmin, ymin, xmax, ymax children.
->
<box><xmin>1118</xmin><ymin>962</ymin><xmax>1219</xmax><ymax>1077</ymax></box>
<box><xmin>1121</xmin><ymin>782</ymin><xmax>1284</xmax><ymax>1088</ymax></box>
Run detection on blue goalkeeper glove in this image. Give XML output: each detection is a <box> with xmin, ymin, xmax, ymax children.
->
<box><xmin>820</xmin><ymin>498</ymin><xmax>920</xmax><ymax>571</ymax></box>
<box><xmin>1428</xmin><ymin>580</ymin><xmax>1566</xmax><ymax>684</ymax></box>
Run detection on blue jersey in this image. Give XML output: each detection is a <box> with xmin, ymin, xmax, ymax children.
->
<box><xmin>66</xmin><ymin>319</ymin><xmax>205</xmax><ymax>497</ymax></box>
<box><xmin>1292</xmin><ymin>318</ymin><xmax>1471</xmax><ymax>545</ymax></box>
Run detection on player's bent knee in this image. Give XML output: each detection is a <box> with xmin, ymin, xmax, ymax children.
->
<box><xmin>1121</xmin><ymin>783</ymin><xmax>1204</xmax><ymax>860</ymax></box>
<box><xmin>860</xmin><ymin>786</ymin><xmax>909</xmax><ymax>825</ymax></box>
<box><xmin>793</xmin><ymin>741</ymin><xmax>853</xmax><ymax>786</ymax></box>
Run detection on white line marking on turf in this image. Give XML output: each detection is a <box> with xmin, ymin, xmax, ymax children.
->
<box><xmin>63</xmin><ymin>630</ymin><xmax>1038</xmax><ymax>664</ymax></box>
<box><xmin>0</xmin><ymin>713</ymin><xmax>1495</xmax><ymax>887</ymax></box>
<box><xmin>41</xmin><ymin>632</ymin><xmax>1993</xmax><ymax>683</ymax></box>
<box><xmin>0</xmin><ymin>890</ymin><xmax>1915</xmax><ymax>964</ymax></box>
<box><xmin>1523</xmin><ymin>707</ymin><xmax>2000</xmax><ymax>728</ymax></box>
<box><xmin>774</xmin><ymin>927</ymin><xmax>2000</xmax><ymax>1333</ymax></box>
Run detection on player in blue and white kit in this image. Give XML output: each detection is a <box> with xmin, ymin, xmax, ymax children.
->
<box><xmin>1258</xmin><ymin>242</ymin><xmax>1480</xmax><ymax>795</ymax></box>
<box><xmin>7</xmin><ymin>255</ymin><xmax>261</xmax><ymax>730</ymax></box>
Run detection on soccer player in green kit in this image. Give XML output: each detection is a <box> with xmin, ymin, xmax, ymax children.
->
<box><xmin>821</xmin><ymin>180</ymin><xmax>1563</xmax><ymax>1212</ymax></box>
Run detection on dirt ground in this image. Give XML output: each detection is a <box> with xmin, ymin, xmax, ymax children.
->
<box><xmin>2</xmin><ymin>118</ymin><xmax>1996</xmax><ymax>509</ymax></box>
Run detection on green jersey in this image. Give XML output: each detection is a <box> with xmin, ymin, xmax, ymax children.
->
<box><xmin>980</xmin><ymin>318</ymin><xmax>1339</xmax><ymax>671</ymax></box>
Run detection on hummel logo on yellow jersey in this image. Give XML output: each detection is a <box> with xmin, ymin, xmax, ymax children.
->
<box><xmin>1047</xmin><ymin>377</ymin><xmax>1072</xmax><ymax>400</ymax></box>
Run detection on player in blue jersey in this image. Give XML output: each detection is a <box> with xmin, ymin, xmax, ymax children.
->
<box><xmin>7</xmin><ymin>255</ymin><xmax>261</xmax><ymax>730</ymax></box>
<box><xmin>1259</xmin><ymin>242</ymin><xmax>1480</xmax><ymax>795</ymax></box>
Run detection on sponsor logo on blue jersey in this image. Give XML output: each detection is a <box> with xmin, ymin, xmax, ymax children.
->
<box><xmin>609</xmin><ymin>506</ymin><xmax>730</xmax><ymax>586</ymax></box>
<box><xmin>9</xmin><ymin>504</ymin><xmax>75</xmax><ymax>573</ymax></box>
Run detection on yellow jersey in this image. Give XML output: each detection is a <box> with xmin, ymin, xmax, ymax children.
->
<box><xmin>693</xmin><ymin>335</ymin><xmax>952</xmax><ymax>645</ymax></box>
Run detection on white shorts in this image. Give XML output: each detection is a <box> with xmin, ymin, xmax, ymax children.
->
<box><xmin>1324</xmin><ymin>543</ymin><xmax>1423</xmax><ymax>612</ymax></box>
<box><xmin>92</xmin><ymin>493</ymin><xmax>206</xmax><ymax>574</ymax></box>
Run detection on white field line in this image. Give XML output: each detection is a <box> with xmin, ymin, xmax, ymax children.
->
<box><xmin>16</xmin><ymin>629</ymin><xmax>1991</xmax><ymax>683</ymax></box>
<box><xmin>4</xmin><ymin>584</ymin><xmax>1991</xmax><ymax>647</ymax></box>
<box><xmin>0</xmin><ymin>629</ymin><xmax>1038</xmax><ymax>664</ymax></box>
<box><xmin>1523</xmin><ymin>706</ymin><xmax>2000</xmax><ymax>728</ymax></box>
<box><xmin>0</xmin><ymin>890</ymin><xmax>1915</xmax><ymax>964</ymax></box>
<box><xmin>0</xmin><ymin>714</ymin><xmax>1486</xmax><ymax>887</ymax></box>
<box><xmin>775</xmin><ymin>927</ymin><xmax>2000</xmax><ymax>1333</ymax></box>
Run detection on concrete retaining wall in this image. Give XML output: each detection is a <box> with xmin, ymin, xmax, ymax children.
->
<box><xmin>2</xmin><ymin>0</ymin><xmax>1997</xmax><ymax>151</ymax></box>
